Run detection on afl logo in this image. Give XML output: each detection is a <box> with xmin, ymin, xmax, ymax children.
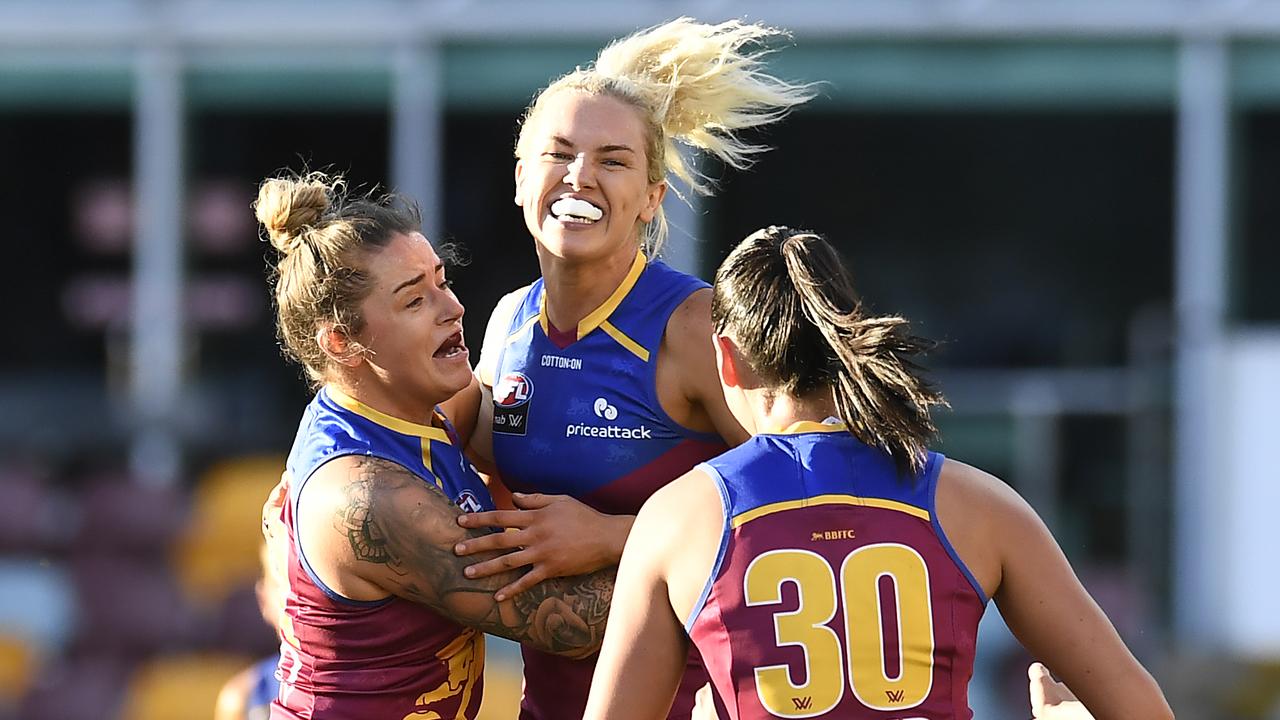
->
<box><xmin>456</xmin><ymin>490</ymin><xmax>484</xmax><ymax>514</ymax></box>
<box><xmin>495</xmin><ymin>372</ymin><xmax>533</xmax><ymax>408</ymax></box>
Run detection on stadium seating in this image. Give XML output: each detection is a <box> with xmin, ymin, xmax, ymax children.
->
<box><xmin>172</xmin><ymin>455</ymin><xmax>284</xmax><ymax>606</ymax></box>
<box><xmin>117</xmin><ymin>653</ymin><xmax>250</xmax><ymax>720</ymax></box>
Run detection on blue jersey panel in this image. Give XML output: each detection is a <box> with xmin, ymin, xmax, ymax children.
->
<box><xmin>491</xmin><ymin>253</ymin><xmax>725</xmax><ymax>515</ymax></box>
<box><xmin>286</xmin><ymin>386</ymin><xmax>494</xmax><ymax>516</ymax></box>
<box><xmin>701</xmin><ymin>422</ymin><xmax>986</xmax><ymax>603</ymax></box>
<box><xmin>489</xmin><ymin>251</ymin><xmax>730</xmax><ymax>720</ymax></box>
<box><xmin>706</xmin><ymin>422</ymin><xmax>936</xmax><ymax>520</ymax></box>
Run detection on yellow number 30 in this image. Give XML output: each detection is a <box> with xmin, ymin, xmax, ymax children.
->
<box><xmin>744</xmin><ymin>544</ymin><xmax>935</xmax><ymax>717</ymax></box>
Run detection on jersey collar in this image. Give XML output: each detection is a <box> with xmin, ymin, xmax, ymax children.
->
<box><xmin>777</xmin><ymin>419</ymin><xmax>848</xmax><ymax>435</ymax></box>
<box><xmin>539</xmin><ymin>249</ymin><xmax>646</xmax><ymax>341</ymax></box>
<box><xmin>325</xmin><ymin>386</ymin><xmax>451</xmax><ymax>443</ymax></box>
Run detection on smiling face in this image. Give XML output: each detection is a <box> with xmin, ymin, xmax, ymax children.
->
<box><xmin>514</xmin><ymin>90</ymin><xmax>666</xmax><ymax>265</ymax></box>
<box><xmin>345</xmin><ymin>232</ymin><xmax>469</xmax><ymax>415</ymax></box>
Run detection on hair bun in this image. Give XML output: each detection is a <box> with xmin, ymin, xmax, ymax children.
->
<box><xmin>254</xmin><ymin>175</ymin><xmax>334</xmax><ymax>254</ymax></box>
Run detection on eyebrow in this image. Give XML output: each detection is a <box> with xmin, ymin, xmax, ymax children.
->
<box><xmin>392</xmin><ymin>272</ymin><xmax>427</xmax><ymax>294</ymax></box>
<box><xmin>552</xmin><ymin>136</ymin><xmax>636</xmax><ymax>155</ymax></box>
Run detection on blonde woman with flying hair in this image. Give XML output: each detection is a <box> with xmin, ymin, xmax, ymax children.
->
<box><xmin>449</xmin><ymin>16</ymin><xmax>818</xmax><ymax>720</ymax></box>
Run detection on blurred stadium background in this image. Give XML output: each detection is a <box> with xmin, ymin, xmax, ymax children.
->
<box><xmin>1</xmin><ymin>1</ymin><xmax>1278</xmax><ymax>718</ymax></box>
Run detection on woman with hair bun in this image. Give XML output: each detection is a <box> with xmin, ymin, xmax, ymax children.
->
<box><xmin>255</xmin><ymin>171</ymin><xmax>613</xmax><ymax>720</ymax></box>
<box><xmin>452</xmin><ymin>17</ymin><xmax>817</xmax><ymax>719</ymax></box>
<box><xmin>583</xmin><ymin>227</ymin><xmax>1173</xmax><ymax>720</ymax></box>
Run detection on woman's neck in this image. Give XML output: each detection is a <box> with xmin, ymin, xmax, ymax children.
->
<box><xmin>745</xmin><ymin>387</ymin><xmax>839</xmax><ymax>435</ymax></box>
<box><xmin>331</xmin><ymin>374</ymin><xmax>440</xmax><ymax>426</ymax></box>
<box><xmin>537</xmin><ymin>243</ymin><xmax>639</xmax><ymax>332</ymax></box>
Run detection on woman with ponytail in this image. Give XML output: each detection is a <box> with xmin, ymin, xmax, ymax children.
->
<box><xmin>584</xmin><ymin>228</ymin><xmax>1172</xmax><ymax>720</ymax></box>
<box><xmin>452</xmin><ymin>18</ymin><xmax>817</xmax><ymax>719</ymax></box>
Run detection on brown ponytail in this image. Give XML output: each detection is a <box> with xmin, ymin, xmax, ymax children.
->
<box><xmin>711</xmin><ymin>226</ymin><xmax>947</xmax><ymax>475</ymax></box>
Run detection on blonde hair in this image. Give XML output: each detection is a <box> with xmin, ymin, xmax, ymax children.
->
<box><xmin>255</xmin><ymin>171</ymin><xmax>422</xmax><ymax>388</ymax></box>
<box><xmin>516</xmin><ymin>17</ymin><xmax>818</xmax><ymax>255</ymax></box>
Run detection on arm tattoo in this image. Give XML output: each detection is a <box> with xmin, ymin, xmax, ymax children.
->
<box><xmin>335</xmin><ymin>456</ymin><xmax>614</xmax><ymax>657</ymax></box>
<box><xmin>512</xmin><ymin>569</ymin><xmax>614</xmax><ymax>654</ymax></box>
<box><xmin>341</xmin><ymin>484</ymin><xmax>393</xmax><ymax>564</ymax></box>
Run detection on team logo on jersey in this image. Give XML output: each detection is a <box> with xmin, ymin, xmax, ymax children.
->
<box><xmin>493</xmin><ymin>372</ymin><xmax>533</xmax><ymax>436</ymax></box>
<box><xmin>494</xmin><ymin>372</ymin><xmax>533</xmax><ymax>407</ymax></box>
<box><xmin>455</xmin><ymin>489</ymin><xmax>484</xmax><ymax>514</ymax></box>
<box><xmin>810</xmin><ymin>529</ymin><xmax>857</xmax><ymax>542</ymax></box>
<box><xmin>592</xmin><ymin>397</ymin><xmax>618</xmax><ymax>420</ymax></box>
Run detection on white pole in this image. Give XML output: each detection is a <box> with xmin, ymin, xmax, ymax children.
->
<box><xmin>1172</xmin><ymin>36</ymin><xmax>1229</xmax><ymax>647</ymax></box>
<box><xmin>391</xmin><ymin>42</ymin><xmax>444</xmax><ymax>243</ymax></box>
<box><xmin>130</xmin><ymin>43</ymin><xmax>186</xmax><ymax>487</ymax></box>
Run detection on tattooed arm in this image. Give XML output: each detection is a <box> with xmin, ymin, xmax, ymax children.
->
<box><xmin>294</xmin><ymin>455</ymin><xmax>612</xmax><ymax>659</ymax></box>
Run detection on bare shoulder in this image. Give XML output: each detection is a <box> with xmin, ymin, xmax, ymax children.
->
<box><xmin>664</xmin><ymin>286</ymin><xmax>714</xmax><ymax>347</ymax></box>
<box><xmin>632</xmin><ymin>467</ymin><xmax>726</xmax><ymax>619</ymax></box>
<box><xmin>937</xmin><ymin>458</ymin><xmax>1040</xmax><ymax>521</ymax></box>
<box><xmin>934</xmin><ymin>458</ymin><xmax>1038</xmax><ymax>597</ymax></box>
<box><xmin>295</xmin><ymin>454</ymin><xmax>471</xmax><ymax>595</ymax></box>
<box><xmin>658</xmin><ymin>287</ymin><xmax>715</xmax><ymax>382</ymax></box>
<box><xmin>938</xmin><ymin>458</ymin><xmax>1013</xmax><ymax>505</ymax></box>
<box><xmin>295</xmin><ymin>454</ymin><xmax>367</xmax><ymax>522</ymax></box>
<box><xmin>301</xmin><ymin>453</ymin><xmax>433</xmax><ymax>518</ymax></box>
<box><xmin>657</xmin><ymin>288</ymin><xmax>749</xmax><ymax>444</ymax></box>
<box><xmin>630</xmin><ymin>467</ymin><xmax>720</xmax><ymax>564</ymax></box>
<box><xmin>638</xmin><ymin>467</ymin><xmax>719</xmax><ymax>529</ymax></box>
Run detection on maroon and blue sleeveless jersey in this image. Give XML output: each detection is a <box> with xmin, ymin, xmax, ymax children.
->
<box><xmin>687</xmin><ymin>422</ymin><xmax>987</xmax><ymax>720</ymax></box>
<box><xmin>273</xmin><ymin>386</ymin><xmax>496</xmax><ymax>720</ymax></box>
<box><xmin>490</xmin><ymin>252</ymin><xmax>728</xmax><ymax>720</ymax></box>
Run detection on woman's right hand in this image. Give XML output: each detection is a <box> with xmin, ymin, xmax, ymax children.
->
<box><xmin>1030</xmin><ymin>663</ymin><xmax>1093</xmax><ymax>720</ymax></box>
<box><xmin>455</xmin><ymin>493</ymin><xmax>633</xmax><ymax>602</ymax></box>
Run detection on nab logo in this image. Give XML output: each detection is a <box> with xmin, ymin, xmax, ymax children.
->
<box><xmin>885</xmin><ymin>689</ymin><xmax>906</xmax><ymax>704</ymax></box>
<box><xmin>593</xmin><ymin>397</ymin><xmax>619</xmax><ymax>421</ymax></box>
<box><xmin>495</xmin><ymin>372</ymin><xmax>533</xmax><ymax>407</ymax></box>
<box><xmin>493</xmin><ymin>372</ymin><xmax>533</xmax><ymax>437</ymax></box>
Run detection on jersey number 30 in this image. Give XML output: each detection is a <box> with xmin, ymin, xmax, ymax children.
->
<box><xmin>744</xmin><ymin>544</ymin><xmax>934</xmax><ymax>717</ymax></box>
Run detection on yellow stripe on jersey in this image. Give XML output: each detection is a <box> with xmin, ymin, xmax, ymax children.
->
<box><xmin>419</xmin><ymin>438</ymin><xmax>443</xmax><ymax>488</ymax></box>
<box><xmin>778</xmin><ymin>421</ymin><xmax>847</xmax><ymax>435</ymax></box>
<box><xmin>600</xmin><ymin>321</ymin><xmax>651</xmax><ymax>362</ymax></box>
<box><xmin>577</xmin><ymin>250</ymin><xmax>646</xmax><ymax>339</ymax></box>
<box><xmin>731</xmin><ymin>493</ymin><xmax>930</xmax><ymax>529</ymax></box>
<box><xmin>537</xmin><ymin>250</ymin><xmax>647</xmax><ymax>340</ymax></box>
<box><xmin>327</xmin><ymin>386</ymin><xmax>451</xmax><ymax>443</ymax></box>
